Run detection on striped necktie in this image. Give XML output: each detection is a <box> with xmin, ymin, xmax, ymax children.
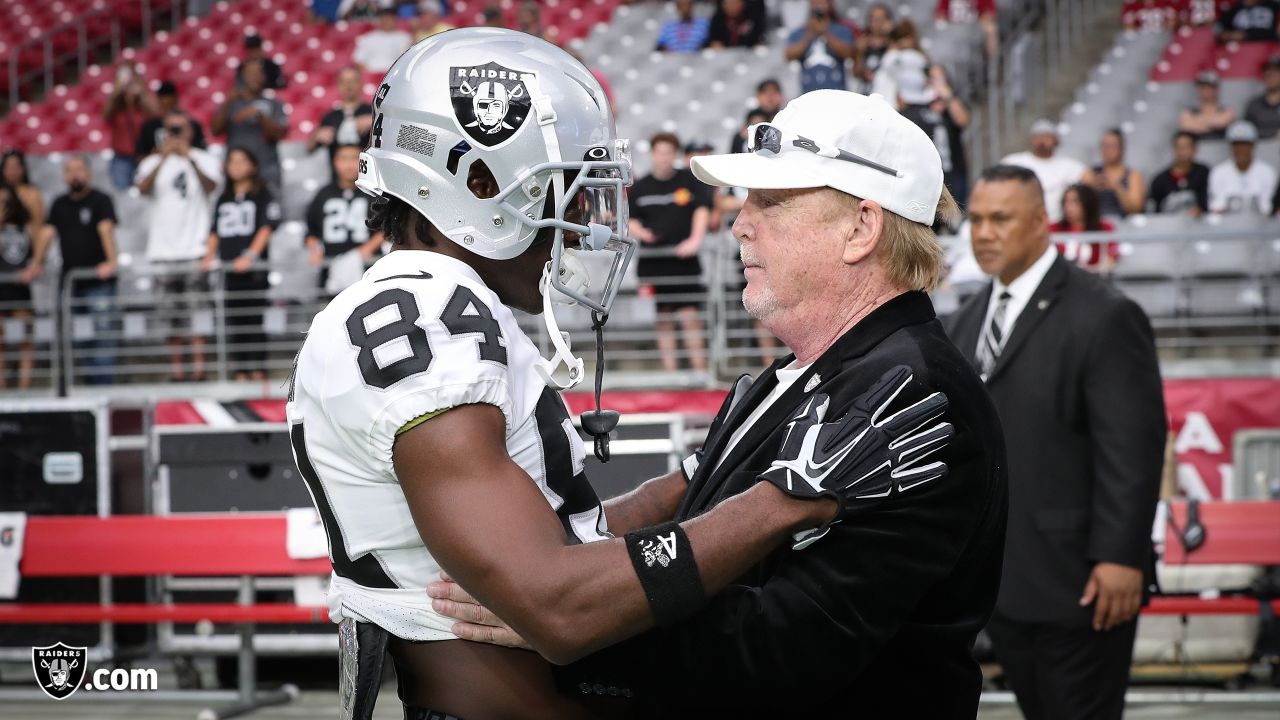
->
<box><xmin>977</xmin><ymin>291</ymin><xmax>1012</xmax><ymax>378</ymax></box>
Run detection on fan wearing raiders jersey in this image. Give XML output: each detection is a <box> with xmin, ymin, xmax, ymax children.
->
<box><xmin>287</xmin><ymin>29</ymin><xmax>839</xmax><ymax>720</ymax></box>
<box><xmin>305</xmin><ymin>144</ymin><xmax>384</xmax><ymax>294</ymax></box>
<box><xmin>201</xmin><ymin>147</ymin><xmax>281</xmax><ymax>380</ymax></box>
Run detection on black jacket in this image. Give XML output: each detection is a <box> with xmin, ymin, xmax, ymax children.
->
<box><xmin>558</xmin><ymin>291</ymin><xmax>1007</xmax><ymax>717</ymax></box>
<box><xmin>944</xmin><ymin>256</ymin><xmax>1166</xmax><ymax>625</ymax></box>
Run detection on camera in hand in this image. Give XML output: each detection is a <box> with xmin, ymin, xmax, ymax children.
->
<box><xmin>166</xmin><ymin>125</ymin><xmax>183</xmax><ymax>136</ymax></box>
<box><xmin>812</xmin><ymin>9</ymin><xmax>827</xmax><ymax>19</ymax></box>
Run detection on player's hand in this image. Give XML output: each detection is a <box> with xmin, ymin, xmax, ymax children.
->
<box><xmin>427</xmin><ymin>572</ymin><xmax>532</xmax><ymax>650</ymax></box>
<box><xmin>1080</xmin><ymin>562</ymin><xmax>1144</xmax><ymax>631</ymax></box>
<box><xmin>19</xmin><ymin>262</ymin><xmax>42</xmax><ymax>284</ymax></box>
<box><xmin>674</xmin><ymin>237</ymin><xmax>699</xmax><ymax>258</ymax></box>
<box><xmin>757</xmin><ymin>365</ymin><xmax>953</xmax><ymax>549</ymax></box>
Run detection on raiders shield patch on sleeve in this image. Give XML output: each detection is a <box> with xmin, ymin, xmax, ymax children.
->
<box><xmin>450</xmin><ymin>62</ymin><xmax>533</xmax><ymax>148</ymax></box>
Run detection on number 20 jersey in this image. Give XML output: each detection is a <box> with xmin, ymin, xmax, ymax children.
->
<box><xmin>287</xmin><ymin>249</ymin><xmax>610</xmax><ymax>641</ymax></box>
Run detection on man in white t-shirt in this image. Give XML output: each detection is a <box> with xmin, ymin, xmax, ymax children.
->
<box><xmin>1208</xmin><ymin>120</ymin><xmax>1278</xmax><ymax>214</ymax></box>
<box><xmin>1000</xmin><ymin>119</ymin><xmax>1086</xmax><ymax>223</ymax></box>
<box><xmin>353</xmin><ymin>8</ymin><xmax>413</xmax><ymax>74</ymax></box>
<box><xmin>135</xmin><ymin>111</ymin><xmax>222</xmax><ymax>381</ymax></box>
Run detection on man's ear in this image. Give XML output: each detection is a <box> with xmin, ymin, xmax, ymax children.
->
<box><xmin>843</xmin><ymin>198</ymin><xmax>884</xmax><ymax>266</ymax></box>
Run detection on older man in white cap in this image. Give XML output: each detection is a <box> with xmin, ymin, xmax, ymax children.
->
<box><xmin>431</xmin><ymin>89</ymin><xmax>1009</xmax><ymax>718</ymax></box>
<box><xmin>1001</xmin><ymin>119</ymin><xmax>1086</xmax><ymax>222</ymax></box>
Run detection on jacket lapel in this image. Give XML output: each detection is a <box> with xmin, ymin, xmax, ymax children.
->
<box><xmin>952</xmin><ymin>284</ymin><xmax>992</xmax><ymax>371</ymax></box>
<box><xmin>986</xmin><ymin>256</ymin><xmax>1069</xmax><ymax>384</ymax></box>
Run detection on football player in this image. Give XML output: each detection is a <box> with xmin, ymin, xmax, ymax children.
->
<box><xmin>287</xmin><ymin>29</ymin><xmax>839</xmax><ymax>719</ymax></box>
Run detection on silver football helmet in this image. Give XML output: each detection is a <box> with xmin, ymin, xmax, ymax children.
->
<box><xmin>357</xmin><ymin>27</ymin><xmax>635</xmax><ymax>390</ymax></box>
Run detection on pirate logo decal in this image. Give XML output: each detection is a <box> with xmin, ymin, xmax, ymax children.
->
<box><xmin>451</xmin><ymin>62</ymin><xmax>533</xmax><ymax>148</ymax></box>
<box><xmin>32</xmin><ymin>643</ymin><xmax>87</xmax><ymax>700</ymax></box>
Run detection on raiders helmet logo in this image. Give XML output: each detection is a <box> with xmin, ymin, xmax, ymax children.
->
<box><xmin>32</xmin><ymin>643</ymin><xmax>87</xmax><ymax>700</ymax></box>
<box><xmin>450</xmin><ymin>62</ymin><xmax>533</xmax><ymax>148</ymax></box>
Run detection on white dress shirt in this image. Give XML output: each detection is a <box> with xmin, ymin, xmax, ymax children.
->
<box><xmin>976</xmin><ymin>244</ymin><xmax>1059</xmax><ymax>361</ymax></box>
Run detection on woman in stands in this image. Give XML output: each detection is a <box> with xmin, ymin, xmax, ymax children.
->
<box><xmin>0</xmin><ymin>180</ymin><xmax>37</xmax><ymax>389</ymax></box>
<box><xmin>2</xmin><ymin>150</ymin><xmax>45</xmax><ymax>236</ymax></box>
<box><xmin>1082</xmin><ymin>128</ymin><xmax>1147</xmax><ymax>217</ymax></box>
<box><xmin>854</xmin><ymin>3</ymin><xmax>895</xmax><ymax>90</ymax></box>
<box><xmin>200</xmin><ymin>147</ymin><xmax>281</xmax><ymax>382</ymax></box>
<box><xmin>1052</xmin><ymin>183</ymin><xmax>1120</xmax><ymax>273</ymax></box>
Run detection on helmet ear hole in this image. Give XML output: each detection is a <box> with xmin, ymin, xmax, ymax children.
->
<box><xmin>467</xmin><ymin>160</ymin><xmax>499</xmax><ymax>200</ymax></box>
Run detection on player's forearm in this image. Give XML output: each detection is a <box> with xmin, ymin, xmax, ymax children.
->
<box><xmin>521</xmin><ymin>483</ymin><xmax>826</xmax><ymax>664</ymax></box>
<box><xmin>601</xmin><ymin>468</ymin><xmax>687</xmax><ymax>535</ymax></box>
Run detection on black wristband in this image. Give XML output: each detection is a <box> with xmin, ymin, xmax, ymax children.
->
<box><xmin>624</xmin><ymin>521</ymin><xmax>705</xmax><ymax>628</ymax></box>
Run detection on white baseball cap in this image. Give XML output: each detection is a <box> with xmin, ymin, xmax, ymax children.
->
<box><xmin>1226</xmin><ymin>120</ymin><xmax>1259</xmax><ymax>144</ymax></box>
<box><xmin>690</xmin><ymin>90</ymin><xmax>944</xmax><ymax>224</ymax></box>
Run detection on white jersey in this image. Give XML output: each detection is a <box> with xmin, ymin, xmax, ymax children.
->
<box><xmin>286</xmin><ymin>250</ymin><xmax>609</xmax><ymax>641</ymax></box>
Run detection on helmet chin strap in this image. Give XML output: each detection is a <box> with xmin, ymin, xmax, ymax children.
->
<box><xmin>536</xmin><ymin>259</ymin><xmax>586</xmax><ymax>391</ymax></box>
<box><xmin>535</xmin><ymin>252</ymin><xmax>621</xmax><ymax>461</ymax></box>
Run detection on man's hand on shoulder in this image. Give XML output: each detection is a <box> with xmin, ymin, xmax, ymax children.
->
<box><xmin>757</xmin><ymin>365</ymin><xmax>954</xmax><ymax>549</ymax></box>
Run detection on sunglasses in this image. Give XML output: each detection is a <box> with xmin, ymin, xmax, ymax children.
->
<box><xmin>747</xmin><ymin>122</ymin><xmax>901</xmax><ymax>178</ymax></box>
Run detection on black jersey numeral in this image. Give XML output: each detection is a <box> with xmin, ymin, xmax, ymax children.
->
<box><xmin>440</xmin><ymin>285</ymin><xmax>507</xmax><ymax>365</ymax></box>
<box><xmin>346</xmin><ymin>288</ymin><xmax>434</xmax><ymax>389</ymax></box>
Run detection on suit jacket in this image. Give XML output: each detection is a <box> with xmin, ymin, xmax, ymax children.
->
<box><xmin>556</xmin><ymin>291</ymin><xmax>1008</xmax><ymax>718</ymax></box>
<box><xmin>944</xmin><ymin>255</ymin><xmax>1166</xmax><ymax>626</ymax></box>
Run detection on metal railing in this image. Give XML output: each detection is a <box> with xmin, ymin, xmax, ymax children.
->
<box><xmin>1</xmin><ymin>224</ymin><xmax>1276</xmax><ymax>397</ymax></box>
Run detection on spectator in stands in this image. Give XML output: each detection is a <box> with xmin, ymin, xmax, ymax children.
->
<box><xmin>515</xmin><ymin>2</ymin><xmax>547</xmax><ymax>40</ymax></box>
<box><xmin>1217</xmin><ymin>0</ymin><xmax>1279</xmax><ymax>42</ymax></box>
<box><xmin>136</xmin><ymin>81</ymin><xmax>208</xmax><ymax>159</ymax></box>
<box><xmin>36</xmin><ymin>157</ymin><xmax>118</xmax><ymax>385</ymax></box>
<box><xmin>1123</xmin><ymin>0</ymin><xmax>1177</xmax><ymax>31</ymax></box>
<box><xmin>935</xmin><ymin>0</ymin><xmax>998</xmax><ymax>56</ymax></box>
<box><xmin>656</xmin><ymin>0</ymin><xmax>710</xmax><ymax>52</ymax></box>
<box><xmin>308</xmin><ymin>67</ymin><xmax>373</xmax><ymax>178</ymax></box>
<box><xmin>1209</xmin><ymin>120</ymin><xmax>1278</xmax><ymax>213</ymax></box>
<box><xmin>1179</xmin><ymin>71</ymin><xmax>1234</xmax><ymax>140</ymax></box>
<box><xmin>135</xmin><ymin>112</ymin><xmax>222</xmax><ymax>382</ymax></box>
<box><xmin>870</xmin><ymin>20</ymin><xmax>928</xmax><ymax>102</ymax></box>
<box><xmin>1</xmin><ymin>150</ymin><xmax>45</xmax><ymax>235</ymax></box>
<box><xmin>1149</xmin><ymin>131</ymin><xmax>1210</xmax><ymax>215</ymax></box>
<box><xmin>1001</xmin><ymin>119</ymin><xmax>1086</xmax><ymax>223</ymax></box>
<box><xmin>901</xmin><ymin>67</ymin><xmax>972</xmax><ymax>210</ymax></box>
<box><xmin>0</xmin><ymin>180</ymin><xmax>37</xmax><ymax>389</ymax></box>
<box><xmin>629</xmin><ymin>132</ymin><xmax>711</xmax><ymax>374</ymax></box>
<box><xmin>482</xmin><ymin>4</ymin><xmax>504</xmax><ymax>28</ymax></box>
<box><xmin>412</xmin><ymin>2</ymin><xmax>454</xmax><ymax>41</ymax></box>
<box><xmin>201</xmin><ymin>148</ymin><xmax>281</xmax><ymax>382</ymax></box>
<box><xmin>754</xmin><ymin>78</ymin><xmax>785</xmax><ymax>117</ymax></box>
<box><xmin>235</xmin><ymin>34</ymin><xmax>286</xmax><ymax>91</ymax></box>
<box><xmin>102</xmin><ymin>63</ymin><xmax>157</xmax><ymax>190</ymax></box>
<box><xmin>1052</xmin><ymin>183</ymin><xmax>1119</xmax><ymax>272</ymax></box>
<box><xmin>353</xmin><ymin>8</ymin><xmax>413</xmax><ymax>74</ymax></box>
<box><xmin>707</xmin><ymin>0</ymin><xmax>765</xmax><ymax>49</ymax></box>
<box><xmin>1082</xmin><ymin>129</ymin><xmax>1146</xmax><ymax>217</ymax></box>
<box><xmin>310</xmin><ymin>0</ymin><xmax>343</xmax><ymax>23</ymax></box>
<box><xmin>340</xmin><ymin>0</ymin><xmax>385</xmax><ymax>21</ymax></box>
<box><xmin>1243</xmin><ymin>55</ymin><xmax>1280</xmax><ymax>139</ymax></box>
<box><xmin>729</xmin><ymin>107</ymin><xmax>771</xmax><ymax>154</ymax></box>
<box><xmin>786</xmin><ymin>0</ymin><xmax>856</xmax><ymax>93</ymax></box>
<box><xmin>305</xmin><ymin>144</ymin><xmax>384</xmax><ymax>295</ymax></box>
<box><xmin>211</xmin><ymin>59</ymin><xmax>290</xmax><ymax>194</ymax></box>
<box><xmin>854</xmin><ymin>2</ymin><xmax>894</xmax><ymax>90</ymax></box>
<box><xmin>1181</xmin><ymin>0</ymin><xmax>1222</xmax><ymax>26</ymax></box>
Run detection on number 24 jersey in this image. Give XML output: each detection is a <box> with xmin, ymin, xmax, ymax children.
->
<box><xmin>287</xmin><ymin>249</ymin><xmax>609</xmax><ymax>640</ymax></box>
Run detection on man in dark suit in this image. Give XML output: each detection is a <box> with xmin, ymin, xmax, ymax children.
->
<box><xmin>427</xmin><ymin>91</ymin><xmax>1008</xmax><ymax>717</ymax></box>
<box><xmin>945</xmin><ymin>165</ymin><xmax>1166</xmax><ymax>720</ymax></box>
